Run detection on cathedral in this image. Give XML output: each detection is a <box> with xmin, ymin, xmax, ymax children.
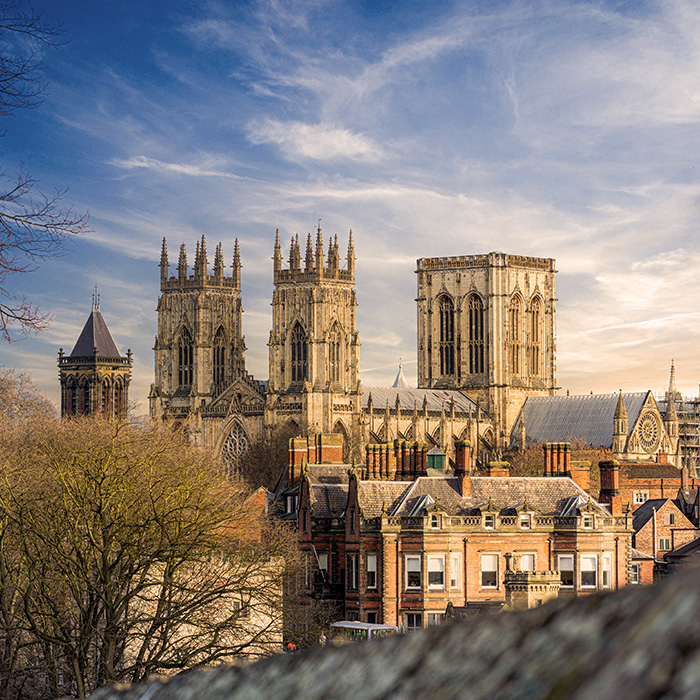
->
<box><xmin>148</xmin><ymin>227</ymin><xmax>681</xmax><ymax>471</ymax></box>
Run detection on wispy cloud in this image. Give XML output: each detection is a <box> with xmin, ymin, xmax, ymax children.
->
<box><xmin>109</xmin><ymin>155</ymin><xmax>248</xmax><ymax>180</ymax></box>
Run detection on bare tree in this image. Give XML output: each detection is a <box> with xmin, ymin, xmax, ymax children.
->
<box><xmin>0</xmin><ymin>409</ymin><xmax>295</xmax><ymax>698</ymax></box>
<box><xmin>0</xmin><ymin>1</ymin><xmax>88</xmax><ymax>341</ymax></box>
<box><xmin>237</xmin><ymin>424</ymin><xmax>300</xmax><ymax>491</ymax></box>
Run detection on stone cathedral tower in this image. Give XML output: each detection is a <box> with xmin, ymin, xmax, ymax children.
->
<box><xmin>149</xmin><ymin>236</ymin><xmax>246</xmax><ymax>439</ymax></box>
<box><xmin>266</xmin><ymin>226</ymin><xmax>362</xmax><ymax>445</ymax></box>
<box><xmin>416</xmin><ymin>252</ymin><xmax>557</xmax><ymax>449</ymax></box>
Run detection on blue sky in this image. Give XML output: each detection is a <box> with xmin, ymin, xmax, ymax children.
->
<box><xmin>3</xmin><ymin>0</ymin><xmax>700</xmax><ymax>412</ymax></box>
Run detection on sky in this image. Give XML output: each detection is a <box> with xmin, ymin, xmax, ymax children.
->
<box><xmin>2</xmin><ymin>0</ymin><xmax>700</xmax><ymax>413</ymax></box>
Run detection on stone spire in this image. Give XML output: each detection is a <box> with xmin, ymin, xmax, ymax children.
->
<box><xmin>392</xmin><ymin>361</ymin><xmax>409</xmax><ymax>389</ymax></box>
<box><xmin>160</xmin><ymin>238</ymin><xmax>168</xmax><ymax>284</ymax></box>
<box><xmin>346</xmin><ymin>229</ymin><xmax>355</xmax><ymax>277</ymax></box>
<box><xmin>178</xmin><ymin>243</ymin><xmax>187</xmax><ymax>282</ymax></box>
<box><xmin>315</xmin><ymin>222</ymin><xmax>324</xmax><ymax>274</ymax></box>
<box><xmin>290</xmin><ymin>235</ymin><xmax>301</xmax><ymax>270</ymax></box>
<box><xmin>304</xmin><ymin>232</ymin><xmax>314</xmax><ymax>271</ymax></box>
<box><xmin>273</xmin><ymin>228</ymin><xmax>282</xmax><ymax>273</ymax></box>
<box><xmin>232</xmin><ymin>238</ymin><xmax>241</xmax><ymax>288</ymax></box>
<box><xmin>667</xmin><ymin>360</ymin><xmax>681</xmax><ymax>402</ymax></box>
<box><xmin>196</xmin><ymin>235</ymin><xmax>208</xmax><ymax>280</ymax></box>
<box><xmin>612</xmin><ymin>390</ymin><xmax>628</xmax><ymax>455</ymax></box>
<box><xmin>214</xmin><ymin>242</ymin><xmax>224</xmax><ymax>283</ymax></box>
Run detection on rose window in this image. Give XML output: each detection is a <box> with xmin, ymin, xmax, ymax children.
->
<box><xmin>638</xmin><ymin>412</ymin><xmax>660</xmax><ymax>452</ymax></box>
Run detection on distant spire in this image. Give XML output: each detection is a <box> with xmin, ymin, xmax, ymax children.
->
<box><xmin>315</xmin><ymin>222</ymin><xmax>323</xmax><ymax>273</ymax></box>
<box><xmin>290</xmin><ymin>234</ymin><xmax>301</xmax><ymax>270</ymax></box>
<box><xmin>273</xmin><ymin>228</ymin><xmax>282</xmax><ymax>272</ymax></box>
<box><xmin>392</xmin><ymin>360</ymin><xmax>409</xmax><ymax>389</ymax></box>
<box><xmin>347</xmin><ymin>228</ymin><xmax>355</xmax><ymax>276</ymax></box>
<box><xmin>178</xmin><ymin>243</ymin><xmax>187</xmax><ymax>282</ymax></box>
<box><xmin>160</xmin><ymin>238</ymin><xmax>169</xmax><ymax>283</ymax></box>
<box><xmin>92</xmin><ymin>284</ymin><xmax>100</xmax><ymax>310</ymax></box>
<box><xmin>614</xmin><ymin>389</ymin><xmax>628</xmax><ymax>420</ymax></box>
<box><xmin>667</xmin><ymin>359</ymin><xmax>680</xmax><ymax>402</ymax></box>
<box><xmin>304</xmin><ymin>232</ymin><xmax>314</xmax><ymax>271</ymax></box>
<box><xmin>214</xmin><ymin>242</ymin><xmax>224</xmax><ymax>281</ymax></box>
<box><xmin>232</xmin><ymin>238</ymin><xmax>241</xmax><ymax>288</ymax></box>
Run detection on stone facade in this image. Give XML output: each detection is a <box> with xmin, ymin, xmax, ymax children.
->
<box><xmin>416</xmin><ymin>252</ymin><xmax>557</xmax><ymax>445</ymax></box>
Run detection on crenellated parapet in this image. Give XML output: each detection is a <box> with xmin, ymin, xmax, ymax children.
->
<box><xmin>160</xmin><ymin>236</ymin><xmax>242</xmax><ymax>291</ymax></box>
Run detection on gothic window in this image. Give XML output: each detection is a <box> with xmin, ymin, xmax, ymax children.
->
<box><xmin>508</xmin><ymin>295</ymin><xmax>522</xmax><ymax>376</ymax></box>
<box><xmin>178</xmin><ymin>328</ymin><xmax>194</xmax><ymax>387</ymax></box>
<box><xmin>221</xmin><ymin>422</ymin><xmax>249</xmax><ymax>475</ymax></box>
<box><xmin>102</xmin><ymin>378</ymin><xmax>112</xmax><ymax>416</ymax></box>
<box><xmin>114</xmin><ymin>378</ymin><xmax>124</xmax><ymax>417</ymax></box>
<box><xmin>290</xmin><ymin>323</ymin><xmax>308</xmax><ymax>382</ymax></box>
<box><xmin>328</xmin><ymin>324</ymin><xmax>342</xmax><ymax>384</ymax></box>
<box><xmin>213</xmin><ymin>327</ymin><xmax>226</xmax><ymax>395</ymax></box>
<box><xmin>529</xmin><ymin>297</ymin><xmax>542</xmax><ymax>377</ymax></box>
<box><xmin>438</xmin><ymin>295</ymin><xmax>455</xmax><ymax>377</ymax></box>
<box><xmin>79</xmin><ymin>378</ymin><xmax>90</xmax><ymax>415</ymax></box>
<box><xmin>66</xmin><ymin>377</ymin><xmax>76</xmax><ymax>415</ymax></box>
<box><xmin>468</xmin><ymin>293</ymin><xmax>485</xmax><ymax>374</ymax></box>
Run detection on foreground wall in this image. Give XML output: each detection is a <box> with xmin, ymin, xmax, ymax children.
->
<box><xmin>93</xmin><ymin>563</ymin><xmax>700</xmax><ymax>700</ymax></box>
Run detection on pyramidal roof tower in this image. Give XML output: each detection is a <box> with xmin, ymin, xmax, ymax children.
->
<box><xmin>58</xmin><ymin>290</ymin><xmax>132</xmax><ymax>418</ymax></box>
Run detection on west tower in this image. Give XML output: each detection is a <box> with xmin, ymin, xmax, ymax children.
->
<box><xmin>416</xmin><ymin>252</ymin><xmax>556</xmax><ymax>446</ymax></box>
<box><xmin>266</xmin><ymin>226</ymin><xmax>361</xmax><ymax>445</ymax></box>
<box><xmin>149</xmin><ymin>236</ymin><xmax>246</xmax><ymax>435</ymax></box>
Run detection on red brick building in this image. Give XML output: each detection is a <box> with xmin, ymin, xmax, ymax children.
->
<box><xmin>288</xmin><ymin>438</ymin><xmax>633</xmax><ymax>630</ymax></box>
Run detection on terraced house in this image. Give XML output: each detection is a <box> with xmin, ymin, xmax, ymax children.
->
<box><xmin>288</xmin><ymin>436</ymin><xmax>633</xmax><ymax>630</ymax></box>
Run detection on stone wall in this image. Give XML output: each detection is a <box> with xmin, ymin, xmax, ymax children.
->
<box><xmin>91</xmin><ymin>563</ymin><xmax>700</xmax><ymax>700</ymax></box>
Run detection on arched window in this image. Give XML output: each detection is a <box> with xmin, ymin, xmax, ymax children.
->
<box><xmin>529</xmin><ymin>297</ymin><xmax>542</xmax><ymax>377</ymax></box>
<box><xmin>221</xmin><ymin>422</ymin><xmax>249</xmax><ymax>476</ymax></box>
<box><xmin>79</xmin><ymin>378</ymin><xmax>90</xmax><ymax>415</ymax></box>
<box><xmin>102</xmin><ymin>378</ymin><xmax>112</xmax><ymax>416</ymax></box>
<box><xmin>114</xmin><ymin>378</ymin><xmax>124</xmax><ymax>417</ymax></box>
<box><xmin>468</xmin><ymin>293</ymin><xmax>485</xmax><ymax>374</ymax></box>
<box><xmin>438</xmin><ymin>295</ymin><xmax>455</xmax><ymax>377</ymax></box>
<box><xmin>328</xmin><ymin>324</ymin><xmax>342</xmax><ymax>384</ymax></box>
<box><xmin>66</xmin><ymin>377</ymin><xmax>76</xmax><ymax>415</ymax></box>
<box><xmin>178</xmin><ymin>328</ymin><xmax>193</xmax><ymax>387</ymax></box>
<box><xmin>213</xmin><ymin>327</ymin><xmax>226</xmax><ymax>395</ymax></box>
<box><xmin>290</xmin><ymin>323</ymin><xmax>308</xmax><ymax>382</ymax></box>
<box><xmin>508</xmin><ymin>295</ymin><xmax>522</xmax><ymax>376</ymax></box>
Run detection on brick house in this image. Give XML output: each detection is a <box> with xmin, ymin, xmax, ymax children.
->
<box><xmin>291</xmin><ymin>439</ymin><xmax>633</xmax><ymax>630</ymax></box>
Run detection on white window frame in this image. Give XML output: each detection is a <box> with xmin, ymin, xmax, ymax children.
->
<box><xmin>558</xmin><ymin>554</ymin><xmax>574</xmax><ymax>588</ymax></box>
<box><xmin>427</xmin><ymin>555</ymin><xmax>445</xmax><ymax>589</ymax></box>
<box><xmin>430</xmin><ymin>514</ymin><xmax>442</xmax><ymax>529</ymax></box>
<box><xmin>520</xmin><ymin>553</ymin><xmax>536</xmax><ymax>572</ymax></box>
<box><xmin>405</xmin><ymin>612</ymin><xmax>423</xmax><ymax>632</ymax></box>
<box><xmin>427</xmin><ymin>612</ymin><xmax>442</xmax><ymax>626</ymax></box>
<box><xmin>582</xmin><ymin>515</ymin><xmax>594</xmax><ymax>529</ymax></box>
<box><xmin>450</xmin><ymin>553</ymin><xmax>461</xmax><ymax>589</ymax></box>
<box><xmin>347</xmin><ymin>553</ymin><xmax>358</xmax><ymax>591</ymax></box>
<box><xmin>580</xmin><ymin>555</ymin><xmax>598</xmax><ymax>589</ymax></box>
<box><xmin>484</xmin><ymin>513</ymin><xmax>495</xmax><ymax>529</ymax></box>
<box><xmin>630</xmin><ymin>563</ymin><xmax>641</xmax><ymax>584</ymax></box>
<box><xmin>405</xmin><ymin>555</ymin><xmax>422</xmax><ymax>589</ymax></box>
<box><xmin>520</xmin><ymin>514</ymin><xmax>531</xmax><ymax>529</ymax></box>
<box><xmin>366</xmin><ymin>553</ymin><xmax>378</xmax><ymax>589</ymax></box>
<box><xmin>602</xmin><ymin>554</ymin><xmax>611</xmax><ymax>589</ymax></box>
<box><xmin>665</xmin><ymin>512</ymin><xmax>676</xmax><ymax>526</ymax></box>
<box><xmin>658</xmin><ymin>537</ymin><xmax>671</xmax><ymax>551</ymax></box>
<box><xmin>317</xmin><ymin>551</ymin><xmax>329</xmax><ymax>579</ymax></box>
<box><xmin>633</xmin><ymin>491</ymin><xmax>649</xmax><ymax>505</ymax></box>
<box><xmin>480</xmin><ymin>553</ymin><xmax>499</xmax><ymax>589</ymax></box>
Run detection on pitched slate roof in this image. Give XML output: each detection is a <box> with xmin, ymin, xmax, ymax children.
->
<box><xmin>632</xmin><ymin>499</ymin><xmax>681</xmax><ymax>532</ymax></box>
<box><xmin>630</xmin><ymin>547</ymin><xmax>655</xmax><ymax>560</ymax></box>
<box><xmin>310</xmin><ymin>483</ymin><xmax>348</xmax><ymax>518</ymax></box>
<box><xmin>70</xmin><ymin>308</ymin><xmax>122</xmax><ymax>358</ymax></box>
<box><xmin>512</xmin><ymin>392</ymin><xmax>650</xmax><ymax>448</ymax></box>
<box><xmin>362</xmin><ymin>387</ymin><xmax>476</xmax><ymax>414</ymax></box>
<box><xmin>386</xmin><ymin>475</ymin><xmax>607</xmax><ymax>517</ymax></box>
<box><xmin>620</xmin><ymin>461</ymin><xmax>681</xmax><ymax>480</ymax></box>
<box><xmin>357</xmin><ymin>481</ymin><xmax>410</xmax><ymax>517</ymax></box>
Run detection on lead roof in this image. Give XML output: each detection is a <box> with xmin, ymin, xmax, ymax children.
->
<box><xmin>70</xmin><ymin>308</ymin><xmax>122</xmax><ymax>358</ymax></box>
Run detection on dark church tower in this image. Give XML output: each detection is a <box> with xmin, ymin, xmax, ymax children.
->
<box><xmin>149</xmin><ymin>236</ymin><xmax>246</xmax><ymax>432</ymax></box>
<box><xmin>58</xmin><ymin>297</ymin><xmax>132</xmax><ymax>418</ymax></box>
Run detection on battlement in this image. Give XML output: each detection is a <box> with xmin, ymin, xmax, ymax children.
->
<box><xmin>416</xmin><ymin>251</ymin><xmax>555</xmax><ymax>273</ymax></box>
<box><xmin>274</xmin><ymin>268</ymin><xmax>355</xmax><ymax>284</ymax></box>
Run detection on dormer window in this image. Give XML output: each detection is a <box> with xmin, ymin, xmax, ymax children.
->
<box><xmin>430</xmin><ymin>514</ymin><xmax>441</xmax><ymax>529</ymax></box>
<box><xmin>484</xmin><ymin>513</ymin><xmax>495</xmax><ymax>529</ymax></box>
<box><xmin>286</xmin><ymin>495</ymin><xmax>298</xmax><ymax>514</ymax></box>
<box><xmin>583</xmin><ymin>515</ymin><xmax>593</xmax><ymax>530</ymax></box>
<box><xmin>520</xmin><ymin>515</ymin><xmax>531</xmax><ymax>529</ymax></box>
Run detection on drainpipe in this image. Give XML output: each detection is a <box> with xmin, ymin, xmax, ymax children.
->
<box><xmin>652</xmin><ymin>507</ymin><xmax>657</xmax><ymax>561</ymax></box>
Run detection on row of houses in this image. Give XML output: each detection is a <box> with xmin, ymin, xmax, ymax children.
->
<box><xmin>273</xmin><ymin>434</ymin><xmax>700</xmax><ymax>631</ymax></box>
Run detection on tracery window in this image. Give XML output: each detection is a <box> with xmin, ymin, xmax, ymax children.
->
<box><xmin>328</xmin><ymin>324</ymin><xmax>341</xmax><ymax>383</ymax></box>
<box><xmin>529</xmin><ymin>297</ymin><xmax>542</xmax><ymax>377</ymax></box>
<box><xmin>178</xmin><ymin>328</ymin><xmax>193</xmax><ymax>387</ymax></box>
<box><xmin>79</xmin><ymin>378</ymin><xmax>90</xmax><ymax>415</ymax></box>
<box><xmin>438</xmin><ymin>295</ymin><xmax>455</xmax><ymax>377</ymax></box>
<box><xmin>66</xmin><ymin>378</ymin><xmax>76</xmax><ymax>415</ymax></box>
<box><xmin>508</xmin><ymin>295</ymin><xmax>522</xmax><ymax>376</ymax></box>
<box><xmin>102</xmin><ymin>378</ymin><xmax>112</xmax><ymax>416</ymax></box>
<box><xmin>468</xmin><ymin>293</ymin><xmax>485</xmax><ymax>374</ymax></box>
<box><xmin>290</xmin><ymin>323</ymin><xmax>308</xmax><ymax>382</ymax></box>
<box><xmin>114</xmin><ymin>378</ymin><xmax>124</xmax><ymax>416</ymax></box>
<box><xmin>213</xmin><ymin>327</ymin><xmax>226</xmax><ymax>395</ymax></box>
<box><xmin>221</xmin><ymin>422</ymin><xmax>249</xmax><ymax>475</ymax></box>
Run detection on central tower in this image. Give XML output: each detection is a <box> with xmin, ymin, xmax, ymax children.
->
<box><xmin>416</xmin><ymin>252</ymin><xmax>557</xmax><ymax>446</ymax></box>
<box><xmin>266</xmin><ymin>226</ymin><xmax>361</xmax><ymax>443</ymax></box>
